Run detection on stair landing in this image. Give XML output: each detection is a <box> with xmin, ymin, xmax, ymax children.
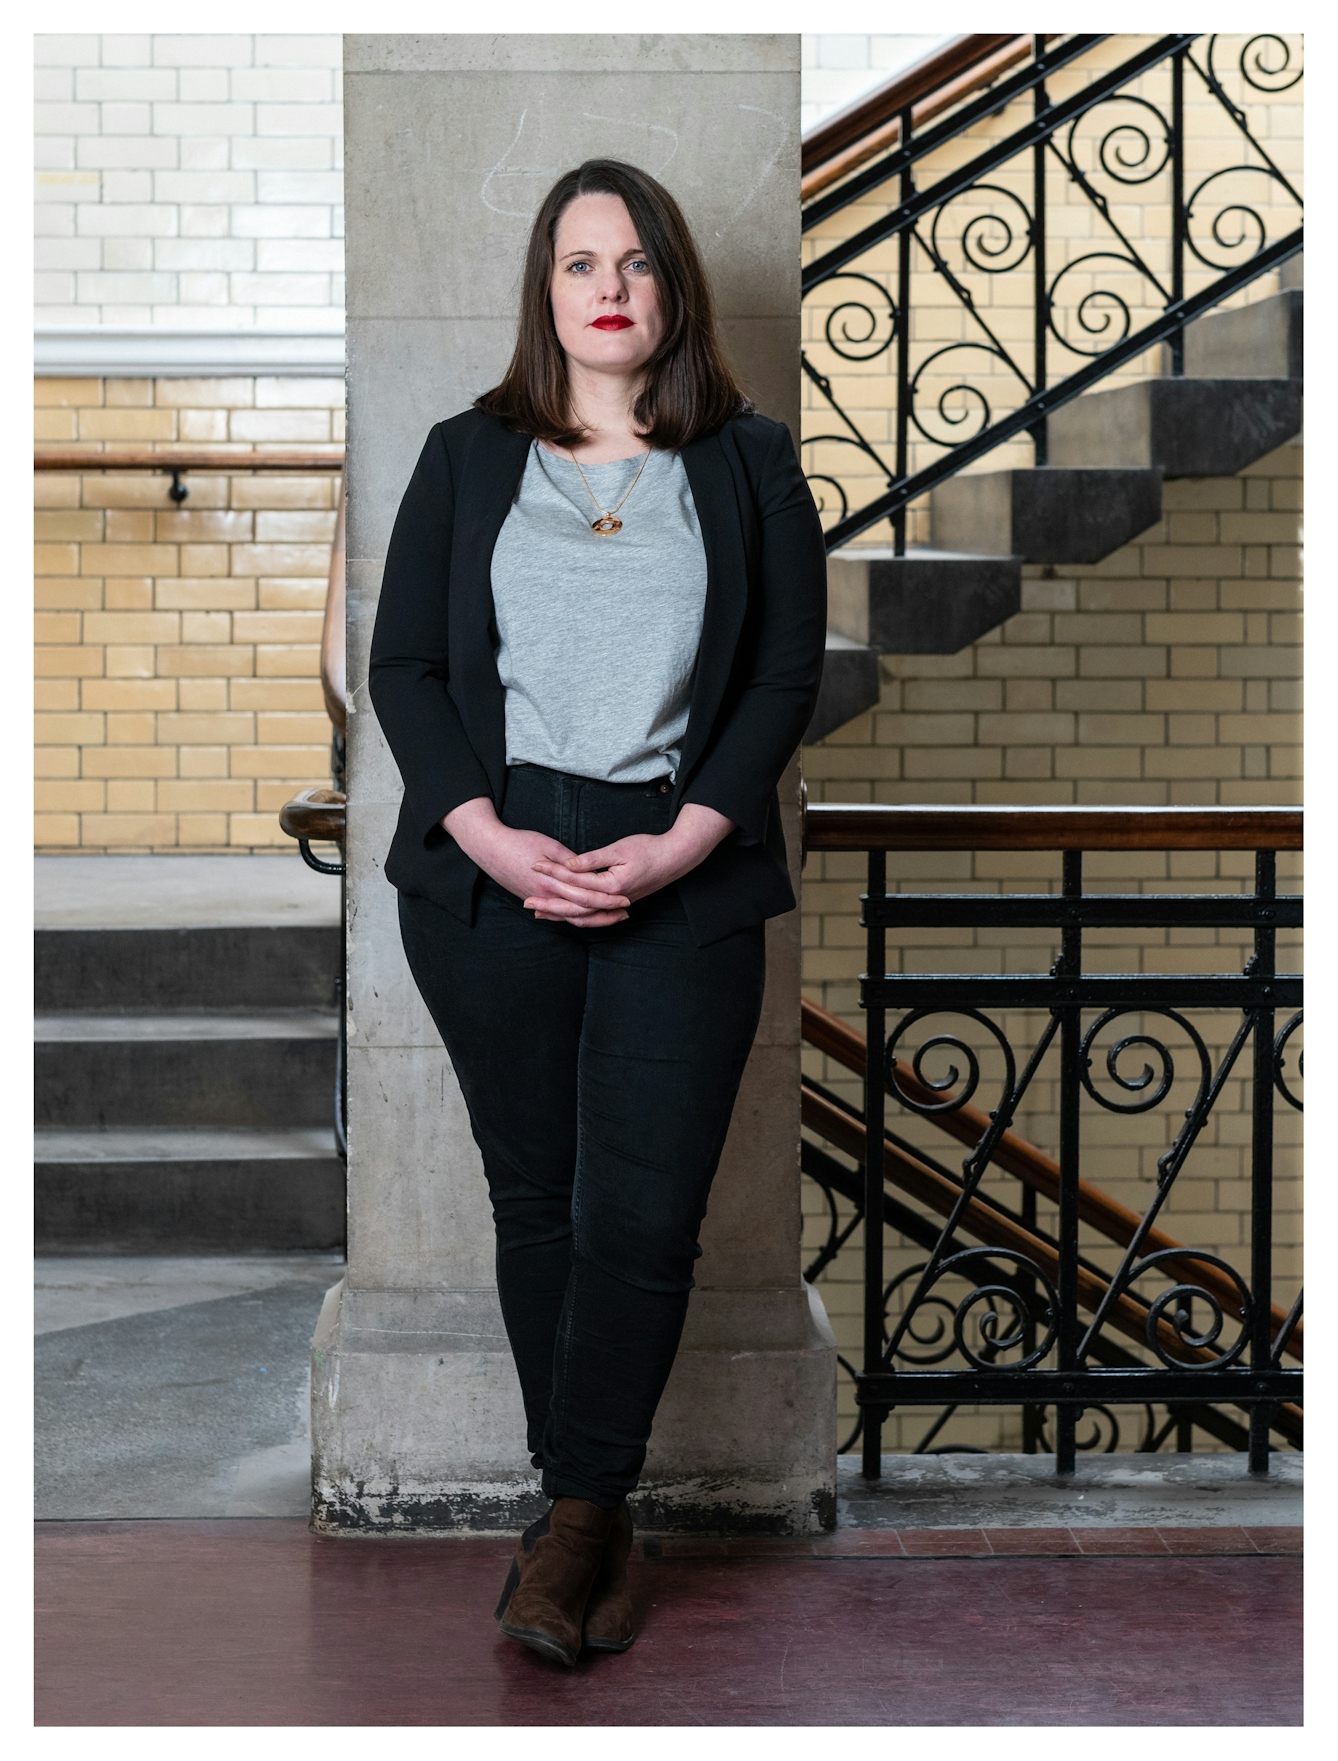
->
<box><xmin>34</xmin><ymin>853</ymin><xmax>340</xmax><ymax>931</ymax></box>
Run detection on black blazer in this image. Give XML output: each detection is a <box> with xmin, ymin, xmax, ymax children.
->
<box><xmin>367</xmin><ymin>405</ymin><xmax>828</xmax><ymax>946</ymax></box>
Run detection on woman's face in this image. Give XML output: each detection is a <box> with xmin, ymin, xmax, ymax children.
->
<box><xmin>549</xmin><ymin>193</ymin><xmax>664</xmax><ymax>380</ymax></box>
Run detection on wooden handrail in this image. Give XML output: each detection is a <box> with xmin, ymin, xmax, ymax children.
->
<box><xmin>803</xmin><ymin>803</ymin><xmax>1304</xmax><ymax>852</ymax></box>
<box><xmin>801</xmin><ymin>34</ymin><xmax>1037</xmax><ymax>201</ymax></box>
<box><xmin>802</xmin><ymin>996</ymin><xmax>1302</xmax><ymax>1363</ymax></box>
<box><xmin>279</xmin><ymin>786</ymin><xmax>346</xmax><ymax>845</ymax></box>
<box><xmin>35</xmin><ymin>448</ymin><xmax>343</xmax><ymax>472</ymax></box>
<box><xmin>322</xmin><ymin>476</ymin><xmax>348</xmax><ymax>736</ymax></box>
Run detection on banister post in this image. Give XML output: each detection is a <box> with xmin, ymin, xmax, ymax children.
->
<box><xmin>1248</xmin><ymin>850</ymin><xmax>1277</xmax><ymax>1474</ymax></box>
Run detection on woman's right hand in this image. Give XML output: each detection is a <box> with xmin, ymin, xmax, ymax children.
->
<box><xmin>442</xmin><ymin>797</ymin><xmax>630</xmax><ymax>927</ymax></box>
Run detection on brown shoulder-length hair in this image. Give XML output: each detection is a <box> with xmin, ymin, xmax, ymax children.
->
<box><xmin>475</xmin><ymin>159</ymin><xmax>750</xmax><ymax>449</ymax></box>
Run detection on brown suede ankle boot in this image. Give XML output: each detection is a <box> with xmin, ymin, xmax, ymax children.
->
<box><xmin>496</xmin><ymin>1497</ymin><xmax>616</xmax><ymax>1666</ymax></box>
<box><xmin>582</xmin><ymin>1502</ymin><xmax>635</xmax><ymax>1652</ymax></box>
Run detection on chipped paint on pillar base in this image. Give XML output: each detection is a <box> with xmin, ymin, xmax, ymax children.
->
<box><xmin>311</xmin><ymin>1477</ymin><xmax>549</xmax><ymax>1535</ymax></box>
<box><xmin>310</xmin><ymin>1475</ymin><xmax>836</xmax><ymax>1537</ymax></box>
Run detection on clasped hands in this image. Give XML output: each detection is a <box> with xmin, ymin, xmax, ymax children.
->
<box><xmin>442</xmin><ymin>796</ymin><xmax>735</xmax><ymax>928</ymax></box>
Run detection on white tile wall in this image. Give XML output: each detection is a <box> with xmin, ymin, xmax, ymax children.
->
<box><xmin>34</xmin><ymin>34</ymin><xmax>343</xmax><ymax>330</ymax></box>
<box><xmin>800</xmin><ymin>34</ymin><xmax>952</xmax><ymax>133</ymax></box>
<box><xmin>35</xmin><ymin>33</ymin><xmax>950</xmax><ymax>332</ymax></box>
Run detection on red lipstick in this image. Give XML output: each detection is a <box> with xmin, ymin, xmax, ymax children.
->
<box><xmin>592</xmin><ymin>315</ymin><xmax>633</xmax><ymax>330</ymax></box>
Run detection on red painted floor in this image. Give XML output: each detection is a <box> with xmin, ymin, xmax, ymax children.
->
<box><xmin>36</xmin><ymin>1520</ymin><xmax>1301</xmax><ymax>1726</ymax></box>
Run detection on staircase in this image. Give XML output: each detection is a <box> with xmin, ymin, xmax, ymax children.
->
<box><xmin>825</xmin><ymin>285</ymin><xmax>1302</xmax><ymax>670</ymax></box>
<box><xmin>35</xmin><ymin>863</ymin><xmax>345</xmax><ymax>1252</ymax></box>
<box><xmin>802</xmin><ymin>34</ymin><xmax>1303</xmax><ymax>735</ymax></box>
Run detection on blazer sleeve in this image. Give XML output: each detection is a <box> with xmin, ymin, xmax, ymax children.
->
<box><xmin>679</xmin><ymin>420</ymin><xmax>827</xmax><ymax>840</ymax></box>
<box><xmin>367</xmin><ymin>423</ymin><xmax>495</xmax><ymax>840</ymax></box>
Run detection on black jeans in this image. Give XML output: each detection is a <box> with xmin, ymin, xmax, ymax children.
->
<box><xmin>397</xmin><ymin>763</ymin><xmax>767</xmax><ymax>1507</ymax></box>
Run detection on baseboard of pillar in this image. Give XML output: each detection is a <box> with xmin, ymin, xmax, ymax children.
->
<box><xmin>310</xmin><ymin>1279</ymin><xmax>838</xmax><ymax>1536</ymax></box>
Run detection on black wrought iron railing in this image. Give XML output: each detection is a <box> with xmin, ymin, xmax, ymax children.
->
<box><xmin>799</xmin><ymin>804</ymin><xmax>1302</xmax><ymax>1477</ymax></box>
<box><xmin>801</xmin><ymin>32</ymin><xmax>1303</xmax><ymax>550</ymax></box>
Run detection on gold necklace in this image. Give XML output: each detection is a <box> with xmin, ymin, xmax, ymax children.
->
<box><xmin>567</xmin><ymin>446</ymin><xmax>651</xmax><ymax>535</ymax></box>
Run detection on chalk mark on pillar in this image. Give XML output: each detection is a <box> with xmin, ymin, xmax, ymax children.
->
<box><xmin>712</xmin><ymin>106</ymin><xmax>791</xmax><ymax>237</ymax></box>
<box><xmin>481</xmin><ymin>110</ymin><xmax>562</xmax><ymax>219</ymax></box>
<box><xmin>579</xmin><ymin>112</ymin><xmax>679</xmax><ymax>178</ymax></box>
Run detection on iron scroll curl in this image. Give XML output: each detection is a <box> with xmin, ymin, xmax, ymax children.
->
<box><xmin>812</xmin><ymin>272</ymin><xmax>899</xmax><ymax>363</ymax></box>
<box><xmin>1079</xmin><ymin>1007</ymin><xmax>1213</xmax><ymax>1117</ymax></box>
<box><xmin>928</xmin><ymin>182</ymin><xmax>1035</xmax><ymax>278</ymax></box>
<box><xmin>1062</xmin><ymin>91</ymin><xmax>1174</xmax><ymax>190</ymax></box>
<box><xmin>1274</xmin><ymin>1011</ymin><xmax>1303</xmax><ymax>1112</ymax></box>
<box><xmin>880</xmin><ymin>1262</ymin><xmax>961</xmax><ymax>1367</ymax></box>
<box><xmin>905</xmin><ymin>341</ymin><xmax>1031</xmax><ymax>448</ymax></box>
<box><xmin>894</xmin><ymin>1247</ymin><xmax>1060</xmax><ymax>1374</ymax></box>
<box><xmin>885</xmin><ymin>1006</ymin><xmax>1017</xmax><ymax>1120</ymax></box>
<box><xmin>1184</xmin><ymin>164</ymin><xmax>1302</xmax><ymax>272</ymax></box>
<box><xmin>1045</xmin><ymin>251</ymin><xmax>1151</xmax><ymax>359</ymax></box>
<box><xmin>1209</xmin><ymin>33</ymin><xmax>1302</xmax><ymax>96</ymax></box>
<box><xmin>1130</xmin><ymin>1249</ymin><xmax>1254</xmax><ymax>1371</ymax></box>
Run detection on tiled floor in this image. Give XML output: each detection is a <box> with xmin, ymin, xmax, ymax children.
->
<box><xmin>650</xmin><ymin>1524</ymin><xmax>1302</xmax><ymax>1558</ymax></box>
<box><xmin>36</xmin><ymin>1519</ymin><xmax>1301</xmax><ymax>1726</ymax></box>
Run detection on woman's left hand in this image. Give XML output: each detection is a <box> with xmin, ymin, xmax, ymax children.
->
<box><xmin>525</xmin><ymin>803</ymin><xmax>735</xmax><ymax>922</ymax></box>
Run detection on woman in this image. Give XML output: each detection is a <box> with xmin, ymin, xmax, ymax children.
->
<box><xmin>368</xmin><ymin>158</ymin><xmax>827</xmax><ymax>1666</ymax></box>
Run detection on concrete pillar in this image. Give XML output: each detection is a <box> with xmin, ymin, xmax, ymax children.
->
<box><xmin>312</xmin><ymin>33</ymin><xmax>835</xmax><ymax>1535</ymax></box>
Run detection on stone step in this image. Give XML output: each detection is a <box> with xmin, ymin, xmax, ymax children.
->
<box><xmin>930</xmin><ymin>467</ymin><xmax>1162</xmax><ymax>565</ymax></box>
<box><xmin>36</xmin><ymin>925</ymin><xmax>341</xmax><ymax>1013</ymax></box>
<box><xmin>1183</xmin><ymin>287</ymin><xmax>1302</xmax><ymax>381</ymax></box>
<box><xmin>35</xmin><ymin>1012</ymin><xmax>338</xmax><ymax>1129</ymax></box>
<box><xmin>805</xmin><ymin>630</ymin><xmax>881</xmax><ymax>741</ymax></box>
<box><xmin>1049</xmin><ymin>377</ymin><xmax>1302</xmax><ymax>478</ymax></box>
<box><xmin>34</xmin><ymin>853</ymin><xmax>341</xmax><ymax>932</ymax></box>
<box><xmin>826</xmin><ymin>549</ymin><xmax>1021</xmax><ymax>655</ymax></box>
<box><xmin>35</xmin><ymin>1126</ymin><xmax>346</xmax><ymax>1253</ymax></box>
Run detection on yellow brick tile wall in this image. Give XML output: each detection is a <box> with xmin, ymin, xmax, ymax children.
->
<box><xmin>800</xmin><ymin>439</ymin><xmax>1303</xmax><ymax>1452</ymax></box>
<box><xmin>34</xmin><ymin>375</ymin><xmax>343</xmax><ymax>852</ymax></box>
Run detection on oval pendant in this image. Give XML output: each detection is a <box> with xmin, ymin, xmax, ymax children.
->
<box><xmin>591</xmin><ymin>515</ymin><xmax>622</xmax><ymax>535</ymax></box>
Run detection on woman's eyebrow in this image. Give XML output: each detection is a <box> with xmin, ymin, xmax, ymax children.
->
<box><xmin>556</xmin><ymin>246</ymin><xmax>646</xmax><ymax>260</ymax></box>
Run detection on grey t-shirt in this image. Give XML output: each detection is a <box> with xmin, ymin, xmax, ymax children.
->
<box><xmin>490</xmin><ymin>441</ymin><xmax>709</xmax><ymax>783</ymax></box>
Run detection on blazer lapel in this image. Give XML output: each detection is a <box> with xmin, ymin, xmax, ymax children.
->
<box><xmin>677</xmin><ymin>429</ymin><xmax>750</xmax><ymax>789</ymax></box>
<box><xmin>448</xmin><ymin>421</ymin><xmax>531</xmax><ymax>802</ymax></box>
